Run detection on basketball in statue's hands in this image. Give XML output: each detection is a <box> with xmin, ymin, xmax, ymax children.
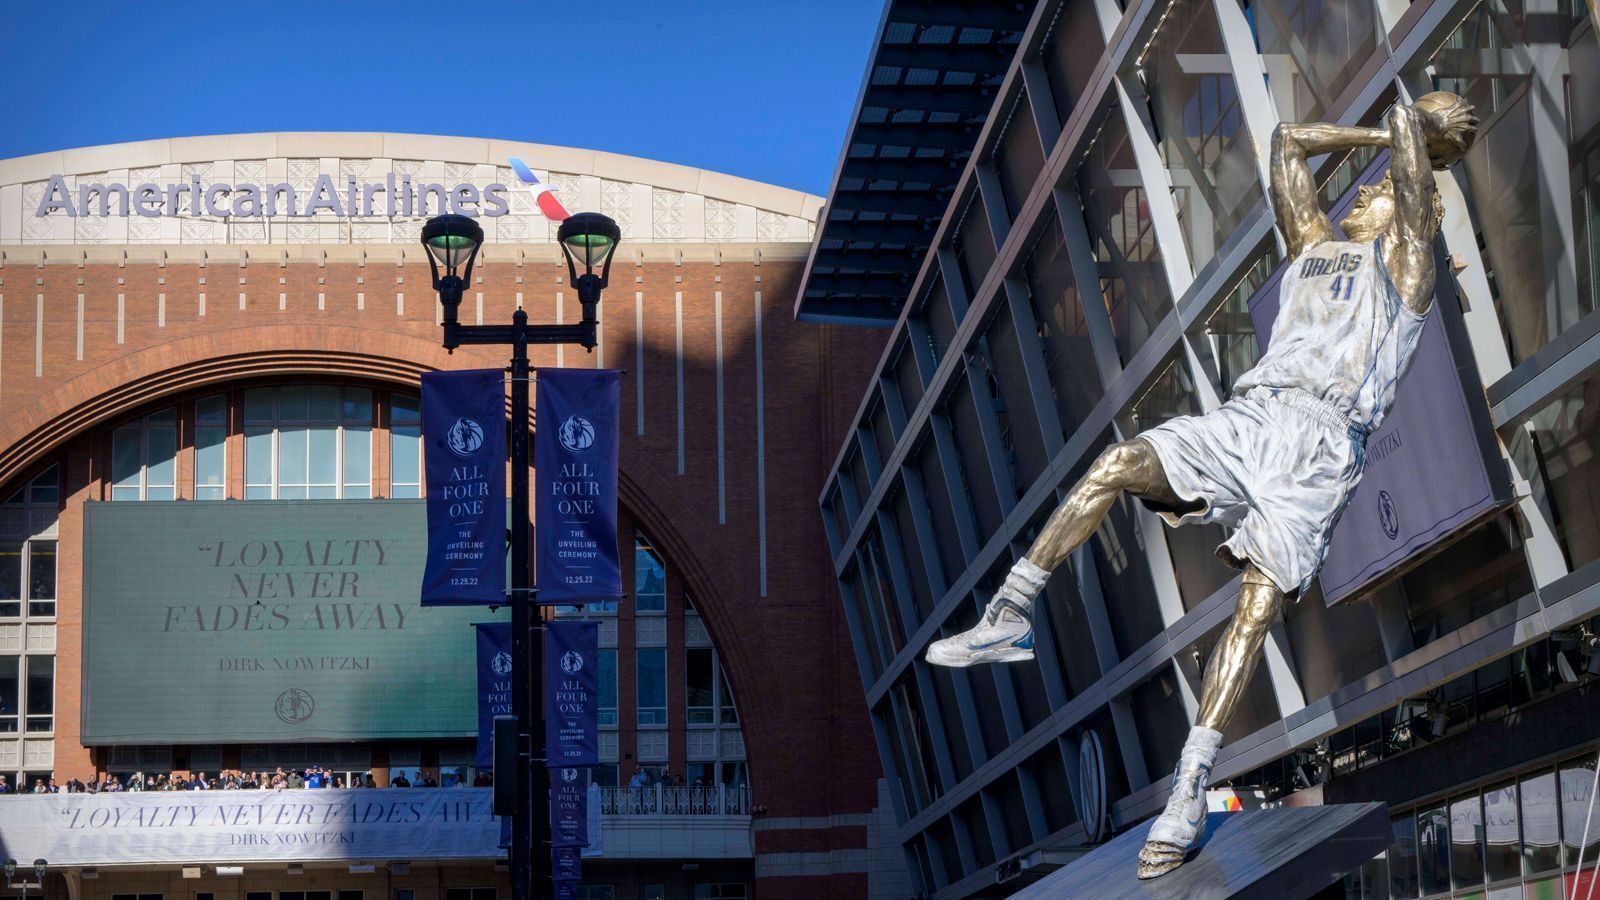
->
<box><xmin>1413</xmin><ymin>91</ymin><xmax>1478</xmax><ymax>170</ymax></box>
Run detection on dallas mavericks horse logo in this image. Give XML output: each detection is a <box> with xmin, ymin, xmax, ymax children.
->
<box><xmin>1379</xmin><ymin>490</ymin><xmax>1400</xmax><ymax>540</ymax></box>
<box><xmin>447</xmin><ymin>417</ymin><xmax>485</xmax><ymax>457</ymax></box>
<box><xmin>275</xmin><ymin>688</ymin><xmax>315</xmax><ymax>725</ymax></box>
<box><xmin>561</xmin><ymin>650</ymin><xmax>584</xmax><ymax>674</ymax></box>
<box><xmin>559</xmin><ymin>415</ymin><xmax>596</xmax><ymax>452</ymax></box>
<box><xmin>491</xmin><ymin>651</ymin><xmax>513</xmax><ymax>676</ymax></box>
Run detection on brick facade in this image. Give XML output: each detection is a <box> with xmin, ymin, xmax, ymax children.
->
<box><xmin>0</xmin><ymin>243</ymin><xmax>889</xmax><ymax>896</ymax></box>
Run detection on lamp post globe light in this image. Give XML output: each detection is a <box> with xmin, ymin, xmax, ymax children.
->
<box><xmin>420</xmin><ymin>211</ymin><xmax>618</xmax><ymax>900</ymax></box>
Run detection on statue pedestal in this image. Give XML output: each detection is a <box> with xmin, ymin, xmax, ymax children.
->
<box><xmin>1009</xmin><ymin>802</ymin><xmax>1390</xmax><ymax>900</ymax></box>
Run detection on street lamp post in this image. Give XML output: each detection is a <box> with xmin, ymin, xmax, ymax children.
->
<box><xmin>3</xmin><ymin>859</ymin><xmax>47</xmax><ymax>900</ymax></box>
<box><xmin>423</xmin><ymin>212</ymin><xmax>621</xmax><ymax>900</ymax></box>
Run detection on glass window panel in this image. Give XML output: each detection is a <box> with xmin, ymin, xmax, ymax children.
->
<box><xmin>1416</xmin><ymin>806</ymin><xmax>1451</xmax><ymax>895</ymax></box>
<box><xmin>244</xmin><ymin>388</ymin><xmax>274</xmax><ymax>422</ymax></box>
<box><xmin>635</xmin><ymin>537</ymin><xmax>667</xmax><ymax>613</ymax></box>
<box><xmin>893</xmin><ymin>340</ymin><xmax>925</xmax><ymax>416</ymax></box>
<box><xmin>1522</xmin><ymin>770</ymin><xmax>1561</xmax><ymax>874</ymax></box>
<box><xmin>343</xmin><ymin>426</ymin><xmax>371</xmax><ymax>492</ymax></box>
<box><xmin>1280</xmin><ymin>582</ymin><xmax>1386</xmax><ymax>705</ymax></box>
<box><xmin>1130</xmin><ymin>356</ymin><xmax>1235</xmax><ymax>610</ymax></box>
<box><xmin>1432</xmin><ymin>1</ymin><xmax>1600</xmax><ymax>364</ymax></box>
<box><xmin>28</xmin><ymin>541</ymin><xmax>56</xmax><ymax>605</ymax></box>
<box><xmin>25</xmin><ymin>655</ymin><xmax>52</xmax><ymax>731</ymax></box>
<box><xmin>636</xmin><ymin>647</ymin><xmax>666</xmax><ymax>726</ymax></box>
<box><xmin>146</xmin><ymin>425</ymin><xmax>177</xmax><ymax>489</ymax></box>
<box><xmin>1483</xmin><ymin>781</ymin><xmax>1520</xmax><ymax>883</ymax></box>
<box><xmin>1450</xmin><ymin>793</ymin><xmax>1485</xmax><ymax>890</ymax></box>
<box><xmin>916</xmin><ymin>438</ymin><xmax>968</xmax><ymax>586</ymax></box>
<box><xmin>145</xmin><ymin>406</ymin><xmax>176</xmax><ymax>424</ymax></box>
<box><xmin>1141</xmin><ymin>0</ymin><xmax>1266</xmax><ymax>266</ymax></box>
<box><xmin>278</xmin><ymin>486</ymin><xmax>308</xmax><ymax>500</ymax></box>
<box><xmin>196</xmin><ymin>425</ymin><xmax>225</xmax><ymax>499</ymax></box>
<box><xmin>245</xmin><ymin>426</ymin><xmax>274</xmax><ymax>493</ymax></box>
<box><xmin>1130</xmin><ymin>666</ymin><xmax>1190</xmax><ymax>780</ymax></box>
<box><xmin>112</xmin><ymin>426</ymin><xmax>142</xmax><ymax>491</ymax></box>
<box><xmin>1561</xmin><ymin>757</ymin><xmax>1600</xmax><ymax>868</ymax></box>
<box><xmin>1391</xmin><ymin>815</ymin><xmax>1420</xmax><ymax>899</ymax></box>
<box><xmin>995</xmin><ymin>91</ymin><xmax>1046</xmax><ymax>220</ymax></box>
<box><xmin>0</xmin><ymin>543</ymin><xmax>20</xmax><ymax>616</ymax></box>
<box><xmin>0</xmin><ymin>657</ymin><xmax>17</xmax><ymax>733</ymax></box>
<box><xmin>952</xmin><ymin>191</ymin><xmax>997</xmax><ymax>302</ymax></box>
<box><xmin>922</xmin><ymin>281</ymin><xmax>958</xmax><ymax>369</ymax></box>
<box><xmin>1397</xmin><ymin>513</ymin><xmax>1531</xmax><ymax>648</ymax></box>
<box><xmin>1023</xmin><ymin>211</ymin><xmax>1105</xmax><ymax>437</ymax></box>
<box><xmin>307</xmin><ymin>386</ymin><xmax>339</xmax><ymax>421</ymax></box>
<box><xmin>1077</xmin><ymin>105</ymin><xmax>1175</xmax><ymax>364</ymax></box>
<box><xmin>1196</xmin><ymin>247</ymin><xmax>1283</xmax><ymax>394</ymax></box>
<box><xmin>1245</xmin><ymin>0</ymin><xmax>1378</xmax><ymax>124</ymax></box>
<box><xmin>306</xmin><ymin>485</ymin><xmax>336</xmax><ymax>500</ymax></box>
<box><xmin>28</xmin><ymin>467</ymin><xmax>58</xmax><ymax>506</ymax></box>
<box><xmin>598</xmin><ymin>648</ymin><xmax>617</xmax><ymax>727</ymax></box>
<box><xmin>308</xmin><ymin>426</ymin><xmax>338</xmax><ymax>487</ymax></box>
<box><xmin>392</xmin><ymin>393</ymin><xmax>422</xmax><ymax>425</ymax></box>
<box><xmin>279</xmin><ymin>426</ymin><xmax>309</xmax><ymax>487</ymax></box>
<box><xmin>342</xmin><ymin>387</ymin><xmax>373</xmax><ymax>423</ymax></box>
<box><xmin>861</xmin><ymin>533</ymin><xmax>908</xmax><ymax>658</ymax></box>
<box><xmin>278</xmin><ymin>386</ymin><xmax>310</xmax><ymax>421</ymax></box>
<box><xmin>196</xmin><ymin>393</ymin><xmax>226</xmax><ymax>423</ymax></box>
<box><xmin>1092</xmin><ymin>492</ymin><xmax>1167</xmax><ymax>658</ymax></box>
<box><xmin>889</xmin><ymin>489</ymin><xmax>936</xmax><ymax>622</ymax></box>
<box><xmin>1040</xmin><ymin>0</ymin><xmax>1105</xmax><ymax>129</ymax></box>
<box><xmin>946</xmin><ymin>376</ymin><xmax>1003</xmax><ymax>539</ymax></box>
<box><xmin>686</xmin><ymin>648</ymin><xmax>714</xmax><ymax>725</ymax></box>
<box><xmin>717</xmin><ymin>662</ymin><xmax>737</xmax><ymax>724</ymax></box>
<box><xmin>1507</xmin><ymin>369</ymin><xmax>1600</xmax><ymax>571</ymax></box>
<box><xmin>980</xmin><ymin>303</ymin><xmax>1048</xmax><ymax>490</ymax></box>
<box><xmin>390</xmin><ymin>426</ymin><xmax>421</xmax><ymax>497</ymax></box>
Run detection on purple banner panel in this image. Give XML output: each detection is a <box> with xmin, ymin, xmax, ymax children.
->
<box><xmin>554</xmin><ymin>883</ymin><xmax>580</xmax><ymax>900</ymax></box>
<box><xmin>544</xmin><ymin>620</ymin><xmax>599</xmax><ymax>767</ymax></box>
<box><xmin>534</xmin><ymin>368</ymin><xmax>621</xmax><ymax>606</ymax></box>
<box><xmin>1245</xmin><ymin>153</ymin><xmax>1508</xmax><ymax>605</ymax></box>
<box><xmin>552</xmin><ymin>845</ymin><xmax>582</xmax><ymax>881</ymax></box>
<box><xmin>551</xmin><ymin>766</ymin><xmax>590</xmax><ymax>848</ymax></box>
<box><xmin>474</xmin><ymin>622</ymin><xmax>512</xmax><ymax>768</ymax></box>
<box><xmin>421</xmin><ymin>369</ymin><xmax>506</xmax><ymax>606</ymax></box>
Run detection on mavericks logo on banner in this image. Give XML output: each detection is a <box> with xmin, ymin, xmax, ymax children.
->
<box><xmin>551</xmin><ymin>766</ymin><xmax>589</xmax><ymax>848</ymax></box>
<box><xmin>545</xmin><ymin>621</ymin><xmax>598</xmax><ymax>767</ymax></box>
<box><xmin>474</xmin><ymin>623</ymin><xmax>512</xmax><ymax>768</ymax></box>
<box><xmin>421</xmin><ymin>369</ymin><xmax>507</xmax><ymax>606</ymax></box>
<box><xmin>535</xmin><ymin>369</ymin><xmax>621</xmax><ymax>606</ymax></box>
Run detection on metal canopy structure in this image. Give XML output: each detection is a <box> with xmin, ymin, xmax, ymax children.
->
<box><xmin>794</xmin><ymin>0</ymin><xmax>1035</xmax><ymax>325</ymax></box>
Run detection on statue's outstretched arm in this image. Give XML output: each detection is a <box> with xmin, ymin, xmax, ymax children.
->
<box><xmin>1269</xmin><ymin>122</ymin><xmax>1387</xmax><ymax>258</ymax></box>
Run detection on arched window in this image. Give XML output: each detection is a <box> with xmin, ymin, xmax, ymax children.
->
<box><xmin>244</xmin><ymin>386</ymin><xmax>373</xmax><ymax>499</ymax></box>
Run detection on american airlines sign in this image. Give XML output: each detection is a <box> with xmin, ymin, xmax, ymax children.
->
<box><xmin>31</xmin><ymin>155</ymin><xmax>569</xmax><ymax>221</ymax></box>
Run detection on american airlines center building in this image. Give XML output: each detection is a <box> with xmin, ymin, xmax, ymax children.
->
<box><xmin>0</xmin><ymin>134</ymin><xmax>910</xmax><ymax>900</ymax></box>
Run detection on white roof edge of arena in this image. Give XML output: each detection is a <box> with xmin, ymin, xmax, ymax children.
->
<box><xmin>0</xmin><ymin>132</ymin><xmax>825</xmax><ymax>220</ymax></box>
<box><xmin>0</xmin><ymin>241</ymin><xmax>813</xmax><ymax>265</ymax></box>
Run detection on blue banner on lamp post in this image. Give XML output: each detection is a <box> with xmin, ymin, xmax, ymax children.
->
<box><xmin>552</xmin><ymin>845</ymin><xmax>583</xmax><ymax>881</ymax></box>
<box><xmin>474</xmin><ymin>623</ymin><xmax>512</xmax><ymax>768</ymax></box>
<box><xmin>545</xmin><ymin>620</ymin><xmax>599</xmax><ymax>767</ymax></box>
<box><xmin>421</xmin><ymin>369</ymin><xmax>507</xmax><ymax>606</ymax></box>
<box><xmin>534</xmin><ymin>368</ymin><xmax>621</xmax><ymax>606</ymax></box>
<box><xmin>550</xmin><ymin>766</ymin><xmax>589</xmax><ymax>848</ymax></box>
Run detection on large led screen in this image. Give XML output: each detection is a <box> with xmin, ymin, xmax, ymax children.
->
<box><xmin>82</xmin><ymin>500</ymin><xmax>506</xmax><ymax>744</ymax></box>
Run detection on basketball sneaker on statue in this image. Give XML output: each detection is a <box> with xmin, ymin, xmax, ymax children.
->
<box><xmin>1137</xmin><ymin>726</ymin><xmax>1223</xmax><ymax>879</ymax></box>
<box><xmin>924</xmin><ymin>558</ymin><xmax>1049</xmax><ymax>667</ymax></box>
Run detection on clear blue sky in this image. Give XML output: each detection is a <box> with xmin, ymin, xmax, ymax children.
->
<box><xmin>4</xmin><ymin>0</ymin><xmax>881</xmax><ymax>196</ymax></box>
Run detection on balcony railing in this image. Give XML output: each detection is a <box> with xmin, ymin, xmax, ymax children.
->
<box><xmin>600</xmin><ymin>784</ymin><xmax>751</xmax><ymax>816</ymax></box>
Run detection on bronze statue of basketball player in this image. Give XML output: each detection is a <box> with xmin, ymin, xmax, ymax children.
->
<box><xmin>926</xmin><ymin>93</ymin><xmax>1477</xmax><ymax>878</ymax></box>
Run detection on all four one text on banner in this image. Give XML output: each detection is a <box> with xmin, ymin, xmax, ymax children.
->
<box><xmin>421</xmin><ymin>368</ymin><xmax>624</xmax><ymax>608</ymax></box>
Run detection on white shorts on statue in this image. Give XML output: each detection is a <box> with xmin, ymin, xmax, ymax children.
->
<box><xmin>1134</xmin><ymin>386</ymin><xmax>1367</xmax><ymax>596</ymax></box>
